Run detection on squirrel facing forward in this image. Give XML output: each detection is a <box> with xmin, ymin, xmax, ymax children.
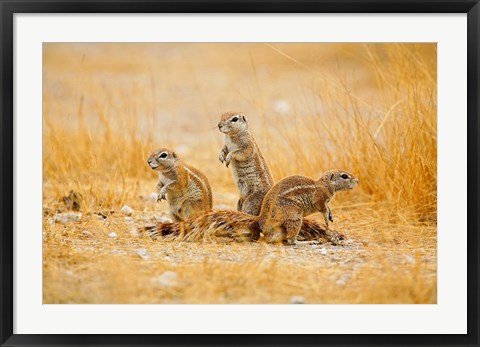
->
<box><xmin>218</xmin><ymin>112</ymin><xmax>274</xmax><ymax>216</ymax></box>
<box><xmin>145</xmin><ymin>170</ymin><xmax>358</xmax><ymax>245</ymax></box>
<box><xmin>147</xmin><ymin>148</ymin><xmax>212</xmax><ymax>222</ymax></box>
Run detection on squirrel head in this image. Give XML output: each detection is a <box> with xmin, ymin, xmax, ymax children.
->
<box><xmin>147</xmin><ymin>148</ymin><xmax>179</xmax><ymax>172</ymax></box>
<box><xmin>320</xmin><ymin>170</ymin><xmax>359</xmax><ymax>192</ymax></box>
<box><xmin>218</xmin><ymin>112</ymin><xmax>248</xmax><ymax>135</ymax></box>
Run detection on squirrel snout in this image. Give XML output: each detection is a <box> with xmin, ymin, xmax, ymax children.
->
<box><xmin>147</xmin><ymin>159</ymin><xmax>157</xmax><ymax>169</ymax></box>
<box><xmin>351</xmin><ymin>177</ymin><xmax>359</xmax><ymax>188</ymax></box>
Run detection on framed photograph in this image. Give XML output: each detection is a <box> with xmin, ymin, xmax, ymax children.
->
<box><xmin>1</xmin><ymin>0</ymin><xmax>479</xmax><ymax>346</ymax></box>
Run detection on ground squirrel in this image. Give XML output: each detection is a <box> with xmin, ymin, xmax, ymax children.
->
<box><xmin>257</xmin><ymin>170</ymin><xmax>358</xmax><ymax>244</ymax></box>
<box><xmin>144</xmin><ymin>170</ymin><xmax>358</xmax><ymax>245</ymax></box>
<box><xmin>147</xmin><ymin>148</ymin><xmax>213</xmax><ymax>222</ymax></box>
<box><xmin>217</xmin><ymin>111</ymin><xmax>328</xmax><ymax>237</ymax></box>
<box><xmin>218</xmin><ymin>111</ymin><xmax>274</xmax><ymax>216</ymax></box>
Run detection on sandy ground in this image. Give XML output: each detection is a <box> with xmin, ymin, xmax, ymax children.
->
<box><xmin>43</xmin><ymin>185</ymin><xmax>436</xmax><ymax>304</ymax></box>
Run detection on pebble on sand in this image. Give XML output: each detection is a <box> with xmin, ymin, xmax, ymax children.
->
<box><xmin>120</xmin><ymin>205</ymin><xmax>134</xmax><ymax>216</ymax></box>
<box><xmin>54</xmin><ymin>212</ymin><xmax>82</xmax><ymax>224</ymax></box>
<box><xmin>317</xmin><ymin>248</ymin><xmax>328</xmax><ymax>255</ymax></box>
<box><xmin>108</xmin><ymin>232</ymin><xmax>118</xmax><ymax>239</ymax></box>
<box><xmin>136</xmin><ymin>248</ymin><xmax>150</xmax><ymax>260</ymax></box>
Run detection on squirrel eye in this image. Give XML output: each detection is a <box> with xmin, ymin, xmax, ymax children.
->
<box><xmin>231</xmin><ymin>117</ymin><xmax>238</xmax><ymax>122</ymax></box>
<box><xmin>340</xmin><ymin>174</ymin><xmax>349</xmax><ymax>179</ymax></box>
<box><xmin>159</xmin><ymin>152</ymin><xmax>168</xmax><ymax>159</ymax></box>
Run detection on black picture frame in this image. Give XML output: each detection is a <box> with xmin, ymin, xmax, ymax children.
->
<box><xmin>1</xmin><ymin>1</ymin><xmax>479</xmax><ymax>346</ymax></box>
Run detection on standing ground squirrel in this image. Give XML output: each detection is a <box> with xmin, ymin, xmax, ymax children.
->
<box><xmin>218</xmin><ymin>111</ymin><xmax>274</xmax><ymax>215</ymax></box>
<box><xmin>216</xmin><ymin>111</ymin><xmax>329</xmax><ymax>238</ymax></box>
<box><xmin>147</xmin><ymin>148</ymin><xmax>212</xmax><ymax>222</ymax></box>
<box><xmin>144</xmin><ymin>169</ymin><xmax>358</xmax><ymax>245</ymax></box>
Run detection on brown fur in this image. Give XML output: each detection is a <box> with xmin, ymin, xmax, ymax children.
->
<box><xmin>143</xmin><ymin>210</ymin><xmax>259</xmax><ymax>242</ymax></box>
<box><xmin>218</xmin><ymin>112</ymin><xmax>274</xmax><ymax>216</ymax></box>
<box><xmin>147</xmin><ymin>148</ymin><xmax>212</xmax><ymax>222</ymax></box>
<box><xmin>142</xmin><ymin>210</ymin><xmax>338</xmax><ymax>243</ymax></box>
<box><xmin>143</xmin><ymin>170</ymin><xmax>358</xmax><ymax>244</ymax></box>
<box><xmin>258</xmin><ymin>170</ymin><xmax>358</xmax><ymax>244</ymax></box>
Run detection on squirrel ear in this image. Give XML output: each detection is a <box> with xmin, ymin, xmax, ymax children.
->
<box><xmin>172</xmin><ymin>152</ymin><xmax>178</xmax><ymax>159</ymax></box>
<box><xmin>242</xmin><ymin>115</ymin><xmax>246</xmax><ymax>122</ymax></box>
<box><xmin>330</xmin><ymin>173</ymin><xmax>335</xmax><ymax>180</ymax></box>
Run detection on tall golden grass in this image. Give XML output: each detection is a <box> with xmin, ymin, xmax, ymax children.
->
<box><xmin>43</xmin><ymin>43</ymin><xmax>437</xmax><ymax>304</ymax></box>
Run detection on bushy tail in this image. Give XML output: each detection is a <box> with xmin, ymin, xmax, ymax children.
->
<box><xmin>142</xmin><ymin>210</ymin><xmax>260</xmax><ymax>242</ymax></box>
<box><xmin>298</xmin><ymin>218</ymin><xmax>346</xmax><ymax>243</ymax></box>
<box><xmin>142</xmin><ymin>211</ymin><xmax>345</xmax><ymax>243</ymax></box>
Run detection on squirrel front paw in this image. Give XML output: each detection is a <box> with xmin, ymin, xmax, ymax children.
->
<box><xmin>225</xmin><ymin>153</ymin><xmax>233</xmax><ymax>168</ymax></box>
<box><xmin>157</xmin><ymin>189</ymin><xmax>167</xmax><ymax>202</ymax></box>
<box><xmin>327</xmin><ymin>230</ymin><xmax>346</xmax><ymax>245</ymax></box>
<box><xmin>219</xmin><ymin>151</ymin><xmax>226</xmax><ymax>164</ymax></box>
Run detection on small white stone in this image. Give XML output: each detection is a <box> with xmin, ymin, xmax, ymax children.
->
<box><xmin>124</xmin><ymin>217</ymin><xmax>133</xmax><ymax>222</ymax></box>
<box><xmin>317</xmin><ymin>247</ymin><xmax>327</xmax><ymax>255</ymax></box>
<box><xmin>108</xmin><ymin>232</ymin><xmax>118</xmax><ymax>239</ymax></box>
<box><xmin>136</xmin><ymin>248</ymin><xmax>150</xmax><ymax>260</ymax></box>
<box><xmin>130</xmin><ymin>228</ymin><xmax>140</xmax><ymax>237</ymax></box>
<box><xmin>120</xmin><ymin>205</ymin><xmax>134</xmax><ymax>216</ymax></box>
<box><xmin>290</xmin><ymin>296</ymin><xmax>305</xmax><ymax>304</ymax></box>
<box><xmin>54</xmin><ymin>212</ymin><xmax>82</xmax><ymax>224</ymax></box>
<box><xmin>94</xmin><ymin>214</ymin><xmax>106</xmax><ymax>221</ymax></box>
<box><xmin>151</xmin><ymin>271</ymin><xmax>178</xmax><ymax>287</ymax></box>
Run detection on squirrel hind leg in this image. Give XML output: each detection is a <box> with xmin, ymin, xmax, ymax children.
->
<box><xmin>262</xmin><ymin>225</ymin><xmax>284</xmax><ymax>243</ymax></box>
<box><xmin>176</xmin><ymin>204</ymin><xmax>195</xmax><ymax>221</ymax></box>
<box><xmin>250</xmin><ymin>220</ymin><xmax>262</xmax><ymax>241</ymax></box>
<box><xmin>240</xmin><ymin>192</ymin><xmax>264</xmax><ymax>216</ymax></box>
<box><xmin>281</xmin><ymin>218</ymin><xmax>302</xmax><ymax>245</ymax></box>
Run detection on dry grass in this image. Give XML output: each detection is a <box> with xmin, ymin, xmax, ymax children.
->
<box><xmin>43</xmin><ymin>43</ymin><xmax>437</xmax><ymax>304</ymax></box>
